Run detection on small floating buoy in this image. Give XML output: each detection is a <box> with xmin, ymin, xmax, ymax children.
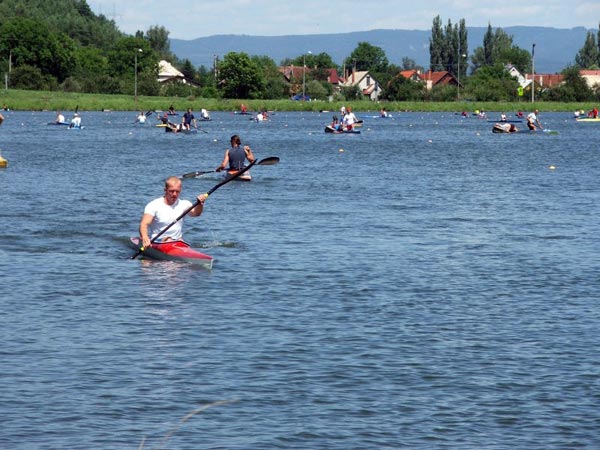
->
<box><xmin>0</xmin><ymin>152</ymin><xmax>8</xmax><ymax>168</ymax></box>
<box><xmin>427</xmin><ymin>139</ymin><xmax>433</xmax><ymax>143</ymax></box>
<box><xmin>549</xmin><ymin>165</ymin><xmax>556</xmax><ymax>170</ymax></box>
<box><xmin>339</xmin><ymin>148</ymin><xmax>344</xmax><ymax>152</ymax></box>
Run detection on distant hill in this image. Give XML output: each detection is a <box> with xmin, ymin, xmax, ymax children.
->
<box><xmin>171</xmin><ymin>26</ymin><xmax>590</xmax><ymax>74</ymax></box>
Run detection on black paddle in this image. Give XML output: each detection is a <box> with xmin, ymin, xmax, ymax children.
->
<box><xmin>181</xmin><ymin>169</ymin><xmax>218</xmax><ymax>178</ymax></box>
<box><xmin>133</xmin><ymin>110</ymin><xmax>155</xmax><ymax>124</ymax></box>
<box><xmin>131</xmin><ymin>156</ymin><xmax>280</xmax><ymax>260</ymax></box>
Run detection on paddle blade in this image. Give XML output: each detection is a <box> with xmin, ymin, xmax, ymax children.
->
<box><xmin>257</xmin><ymin>156</ymin><xmax>280</xmax><ymax>166</ymax></box>
<box><xmin>182</xmin><ymin>170</ymin><xmax>214</xmax><ymax>178</ymax></box>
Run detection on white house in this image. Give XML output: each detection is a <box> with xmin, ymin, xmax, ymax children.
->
<box><xmin>158</xmin><ymin>60</ymin><xmax>186</xmax><ymax>84</ymax></box>
<box><xmin>505</xmin><ymin>64</ymin><xmax>533</xmax><ymax>90</ymax></box>
<box><xmin>580</xmin><ymin>70</ymin><xmax>600</xmax><ymax>89</ymax></box>
<box><xmin>340</xmin><ymin>70</ymin><xmax>382</xmax><ymax>101</ymax></box>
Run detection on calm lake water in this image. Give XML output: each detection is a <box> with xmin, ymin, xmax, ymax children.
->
<box><xmin>1</xmin><ymin>109</ymin><xmax>599</xmax><ymax>449</ymax></box>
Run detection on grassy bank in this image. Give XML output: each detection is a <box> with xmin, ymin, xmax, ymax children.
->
<box><xmin>0</xmin><ymin>89</ymin><xmax>594</xmax><ymax>113</ymax></box>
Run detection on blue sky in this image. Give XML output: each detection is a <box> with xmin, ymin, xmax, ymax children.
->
<box><xmin>91</xmin><ymin>0</ymin><xmax>600</xmax><ymax>40</ymax></box>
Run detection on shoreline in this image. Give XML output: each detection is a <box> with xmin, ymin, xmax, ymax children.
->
<box><xmin>0</xmin><ymin>89</ymin><xmax>594</xmax><ymax>113</ymax></box>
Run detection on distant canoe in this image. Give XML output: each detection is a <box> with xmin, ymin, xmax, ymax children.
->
<box><xmin>165</xmin><ymin>126</ymin><xmax>197</xmax><ymax>134</ymax></box>
<box><xmin>325</xmin><ymin>125</ymin><xmax>361</xmax><ymax>134</ymax></box>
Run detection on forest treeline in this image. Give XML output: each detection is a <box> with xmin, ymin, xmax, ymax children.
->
<box><xmin>1</xmin><ymin>1</ymin><xmax>599</xmax><ymax>102</ymax></box>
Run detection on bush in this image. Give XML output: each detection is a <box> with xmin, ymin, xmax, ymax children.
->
<box><xmin>61</xmin><ymin>77</ymin><xmax>82</xmax><ymax>93</ymax></box>
<box><xmin>9</xmin><ymin>65</ymin><xmax>53</xmax><ymax>90</ymax></box>
<box><xmin>161</xmin><ymin>81</ymin><xmax>197</xmax><ymax>97</ymax></box>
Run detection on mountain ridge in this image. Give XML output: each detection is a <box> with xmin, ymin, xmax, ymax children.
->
<box><xmin>170</xmin><ymin>26</ymin><xmax>591</xmax><ymax>74</ymax></box>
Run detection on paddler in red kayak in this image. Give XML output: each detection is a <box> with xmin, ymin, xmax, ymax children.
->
<box><xmin>139</xmin><ymin>176</ymin><xmax>207</xmax><ymax>249</ymax></box>
<box><xmin>216</xmin><ymin>134</ymin><xmax>255</xmax><ymax>181</ymax></box>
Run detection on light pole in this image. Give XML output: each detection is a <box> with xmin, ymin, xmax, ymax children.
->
<box><xmin>531</xmin><ymin>43</ymin><xmax>535</xmax><ymax>103</ymax></box>
<box><xmin>134</xmin><ymin>48</ymin><xmax>142</xmax><ymax>104</ymax></box>
<box><xmin>457</xmin><ymin>52</ymin><xmax>466</xmax><ymax>100</ymax></box>
<box><xmin>302</xmin><ymin>51</ymin><xmax>311</xmax><ymax>101</ymax></box>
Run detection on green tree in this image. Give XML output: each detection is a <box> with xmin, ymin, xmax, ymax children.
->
<box><xmin>146</xmin><ymin>25</ymin><xmax>173</xmax><ymax>60</ymax></box>
<box><xmin>0</xmin><ymin>0</ymin><xmax>122</xmax><ymax>50</ymax></box>
<box><xmin>457</xmin><ymin>19</ymin><xmax>468</xmax><ymax>79</ymax></box>
<box><xmin>382</xmin><ymin>74</ymin><xmax>423</xmax><ymax>101</ymax></box>
<box><xmin>286</xmin><ymin>51</ymin><xmax>337</xmax><ymax>69</ymax></box>
<box><xmin>70</xmin><ymin>46</ymin><xmax>112</xmax><ymax>93</ymax></box>
<box><xmin>429</xmin><ymin>17</ymin><xmax>467</xmax><ymax>77</ymax></box>
<box><xmin>401</xmin><ymin>57</ymin><xmax>421</xmax><ymax>71</ymax></box>
<box><xmin>9</xmin><ymin>64</ymin><xmax>54</xmax><ymax>90</ymax></box>
<box><xmin>429</xmin><ymin>15</ymin><xmax>445</xmax><ymax>71</ymax></box>
<box><xmin>196</xmin><ymin>65</ymin><xmax>215</xmax><ymax>89</ymax></box>
<box><xmin>597</xmin><ymin>23</ymin><xmax>600</xmax><ymax>67</ymax></box>
<box><xmin>304</xmin><ymin>79</ymin><xmax>329</xmax><ymax>100</ymax></box>
<box><xmin>251</xmin><ymin>55</ymin><xmax>288</xmax><ymax>98</ymax></box>
<box><xmin>344</xmin><ymin>42</ymin><xmax>389</xmax><ymax>73</ymax></box>
<box><xmin>72</xmin><ymin>47</ymin><xmax>109</xmax><ymax>79</ymax></box>
<box><xmin>0</xmin><ymin>17</ymin><xmax>75</xmax><ymax>82</ymax></box>
<box><xmin>107</xmin><ymin>36</ymin><xmax>155</xmax><ymax>77</ymax></box>
<box><xmin>544</xmin><ymin>65</ymin><xmax>592</xmax><ymax>101</ymax></box>
<box><xmin>575</xmin><ymin>31</ymin><xmax>600</xmax><ymax>69</ymax></box>
<box><xmin>217</xmin><ymin>52</ymin><xmax>265</xmax><ymax>99</ymax></box>
<box><xmin>471</xmin><ymin>25</ymin><xmax>530</xmax><ymax>73</ymax></box>
<box><xmin>340</xmin><ymin>84</ymin><xmax>362</xmax><ymax>100</ymax></box>
<box><xmin>464</xmin><ymin>64</ymin><xmax>519</xmax><ymax>101</ymax></box>
<box><xmin>180</xmin><ymin>59</ymin><xmax>196</xmax><ymax>80</ymax></box>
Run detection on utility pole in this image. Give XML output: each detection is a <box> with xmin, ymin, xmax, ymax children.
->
<box><xmin>531</xmin><ymin>43</ymin><xmax>535</xmax><ymax>103</ymax></box>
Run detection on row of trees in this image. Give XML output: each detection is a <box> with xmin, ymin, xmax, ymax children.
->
<box><xmin>0</xmin><ymin>1</ymin><xmax>599</xmax><ymax>102</ymax></box>
<box><xmin>575</xmin><ymin>28</ymin><xmax>600</xmax><ymax>69</ymax></box>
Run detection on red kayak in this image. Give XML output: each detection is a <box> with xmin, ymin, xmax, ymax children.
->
<box><xmin>129</xmin><ymin>237</ymin><xmax>214</xmax><ymax>268</ymax></box>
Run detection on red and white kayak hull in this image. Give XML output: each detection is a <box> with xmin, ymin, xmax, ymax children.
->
<box><xmin>129</xmin><ymin>237</ymin><xmax>214</xmax><ymax>268</ymax></box>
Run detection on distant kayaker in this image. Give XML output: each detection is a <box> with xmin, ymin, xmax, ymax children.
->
<box><xmin>342</xmin><ymin>107</ymin><xmax>358</xmax><ymax>130</ymax></box>
<box><xmin>330</xmin><ymin>115</ymin><xmax>342</xmax><ymax>131</ymax></box>
<box><xmin>69</xmin><ymin>113</ymin><xmax>82</xmax><ymax>128</ymax></box>
<box><xmin>493</xmin><ymin>122</ymin><xmax>518</xmax><ymax>133</ymax></box>
<box><xmin>138</xmin><ymin>176</ymin><xmax>207</xmax><ymax>249</ymax></box>
<box><xmin>216</xmin><ymin>134</ymin><xmax>255</xmax><ymax>174</ymax></box>
<box><xmin>55</xmin><ymin>111</ymin><xmax>65</xmax><ymax>123</ymax></box>
<box><xmin>527</xmin><ymin>109</ymin><xmax>543</xmax><ymax>131</ymax></box>
<box><xmin>182</xmin><ymin>108</ymin><xmax>196</xmax><ymax>130</ymax></box>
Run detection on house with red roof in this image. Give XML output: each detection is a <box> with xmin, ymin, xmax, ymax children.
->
<box><xmin>579</xmin><ymin>70</ymin><xmax>600</xmax><ymax>88</ymax></box>
<box><xmin>397</xmin><ymin>69</ymin><xmax>459</xmax><ymax>90</ymax></box>
<box><xmin>420</xmin><ymin>70</ymin><xmax>459</xmax><ymax>90</ymax></box>
<box><xmin>526</xmin><ymin>73</ymin><xmax>564</xmax><ymax>89</ymax></box>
